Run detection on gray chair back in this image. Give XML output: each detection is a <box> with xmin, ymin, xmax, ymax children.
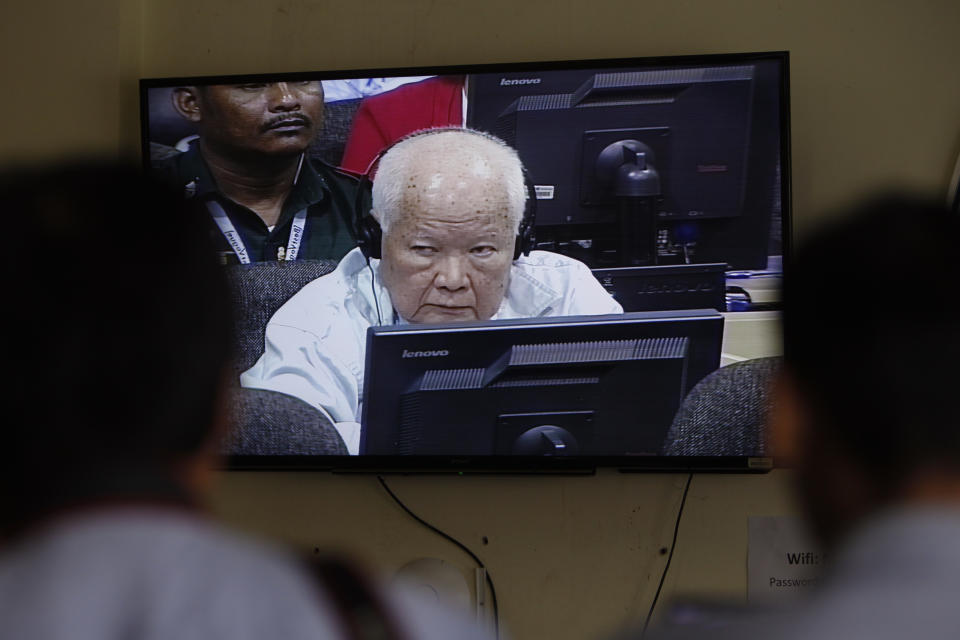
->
<box><xmin>309</xmin><ymin>98</ymin><xmax>362</xmax><ymax>167</ymax></box>
<box><xmin>226</xmin><ymin>387</ymin><xmax>348</xmax><ymax>456</ymax></box>
<box><xmin>226</xmin><ymin>259</ymin><xmax>338</xmax><ymax>374</ymax></box>
<box><xmin>224</xmin><ymin>259</ymin><xmax>345</xmax><ymax>456</ymax></box>
<box><xmin>662</xmin><ymin>356</ymin><xmax>782</xmax><ymax>456</ymax></box>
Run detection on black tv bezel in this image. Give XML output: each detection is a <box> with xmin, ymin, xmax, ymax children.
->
<box><xmin>140</xmin><ymin>50</ymin><xmax>790</xmax><ymax>474</ymax></box>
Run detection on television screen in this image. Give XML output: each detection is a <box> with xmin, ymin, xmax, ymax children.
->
<box><xmin>140</xmin><ymin>51</ymin><xmax>788</xmax><ymax>471</ymax></box>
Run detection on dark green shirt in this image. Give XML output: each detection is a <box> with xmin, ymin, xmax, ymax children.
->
<box><xmin>153</xmin><ymin>143</ymin><xmax>364</xmax><ymax>263</ymax></box>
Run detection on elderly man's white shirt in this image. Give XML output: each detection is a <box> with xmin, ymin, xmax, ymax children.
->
<box><xmin>240</xmin><ymin>247</ymin><xmax>623</xmax><ymax>454</ymax></box>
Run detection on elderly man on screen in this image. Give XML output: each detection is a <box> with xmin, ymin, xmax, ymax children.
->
<box><xmin>241</xmin><ymin>128</ymin><xmax>622</xmax><ymax>454</ymax></box>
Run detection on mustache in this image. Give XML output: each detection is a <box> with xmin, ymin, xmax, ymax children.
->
<box><xmin>262</xmin><ymin>113</ymin><xmax>311</xmax><ymax>131</ymax></box>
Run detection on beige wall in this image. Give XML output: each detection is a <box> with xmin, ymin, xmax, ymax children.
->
<box><xmin>4</xmin><ymin>1</ymin><xmax>960</xmax><ymax>638</ymax></box>
<box><xmin>5</xmin><ymin>0</ymin><xmax>959</xmax><ymax>228</ymax></box>
<box><xmin>212</xmin><ymin>468</ymin><xmax>797</xmax><ymax>638</ymax></box>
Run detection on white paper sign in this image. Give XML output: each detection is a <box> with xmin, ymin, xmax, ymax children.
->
<box><xmin>748</xmin><ymin>516</ymin><xmax>824</xmax><ymax>603</ymax></box>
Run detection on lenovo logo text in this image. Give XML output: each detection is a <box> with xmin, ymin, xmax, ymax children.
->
<box><xmin>500</xmin><ymin>78</ymin><xmax>542</xmax><ymax>86</ymax></box>
<box><xmin>402</xmin><ymin>349</ymin><xmax>450</xmax><ymax>358</ymax></box>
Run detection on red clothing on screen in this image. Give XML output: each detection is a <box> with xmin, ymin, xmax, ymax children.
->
<box><xmin>340</xmin><ymin>76</ymin><xmax>465</xmax><ymax>176</ymax></box>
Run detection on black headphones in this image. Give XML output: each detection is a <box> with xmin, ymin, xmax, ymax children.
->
<box><xmin>353</xmin><ymin>127</ymin><xmax>537</xmax><ymax>261</ymax></box>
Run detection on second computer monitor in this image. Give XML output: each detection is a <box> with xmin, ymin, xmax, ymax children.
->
<box><xmin>360</xmin><ymin>310</ymin><xmax>724</xmax><ymax>457</ymax></box>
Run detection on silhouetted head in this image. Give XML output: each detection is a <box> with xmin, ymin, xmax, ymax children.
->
<box><xmin>773</xmin><ymin>193</ymin><xmax>960</xmax><ymax>549</ymax></box>
<box><xmin>2</xmin><ymin>162</ymin><xmax>233</xmax><ymax>537</ymax></box>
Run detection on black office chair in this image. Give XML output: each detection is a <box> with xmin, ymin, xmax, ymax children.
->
<box><xmin>661</xmin><ymin>356</ymin><xmax>782</xmax><ymax>456</ymax></box>
<box><xmin>224</xmin><ymin>259</ymin><xmax>347</xmax><ymax>456</ymax></box>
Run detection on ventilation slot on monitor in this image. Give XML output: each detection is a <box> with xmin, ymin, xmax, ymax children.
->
<box><xmin>420</xmin><ymin>368</ymin><xmax>485</xmax><ymax>391</ymax></box>
<box><xmin>397</xmin><ymin>394</ymin><xmax>422</xmax><ymax>455</ymax></box>
<box><xmin>508</xmin><ymin>339</ymin><xmax>641</xmax><ymax>366</ymax></box>
<box><xmin>490</xmin><ymin>375</ymin><xmax>601</xmax><ymax>388</ymax></box>
<box><xmin>514</xmin><ymin>94</ymin><xmax>573</xmax><ymax>112</ymax></box>
<box><xmin>494</xmin><ymin>94</ymin><xmax>572</xmax><ymax>145</ymax></box>
<box><xmin>493</xmin><ymin>116</ymin><xmax>517</xmax><ymax>146</ymax></box>
<box><xmin>634</xmin><ymin>336</ymin><xmax>689</xmax><ymax>359</ymax></box>
<box><xmin>570</xmin><ymin>66</ymin><xmax>754</xmax><ymax>107</ymax></box>
<box><xmin>577</xmin><ymin>94</ymin><xmax>676</xmax><ymax>108</ymax></box>
<box><xmin>585</xmin><ymin>66</ymin><xmax>754</xmax><ymax>92</ymax></box>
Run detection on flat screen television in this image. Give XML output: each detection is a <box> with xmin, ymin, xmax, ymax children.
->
<box><xmin>139</xmin><ymin>51</ymin><xmax>789</xmax><ymax>472</ymax></box>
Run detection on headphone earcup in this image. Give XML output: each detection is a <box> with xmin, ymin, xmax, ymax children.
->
<box><xmin>514</xmin><ymin>216</ymin><xmax>534</xmax><ymax>260</ymax></box>
<box><xmin>357</xmin><ymin>214</ymin><xmax>383</xmax><ymax>260</ymax></box>
<box><xmin>514</xmin><ymin>170</ymin><xmax>538</xmax><ymax>259</ymax></box>
<box><xmin>353</xmin><ymin>171</ymin><xmax>383</xmax><ymax>261</ymax></box>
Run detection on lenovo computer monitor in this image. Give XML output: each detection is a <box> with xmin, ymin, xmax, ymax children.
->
<box><xmin>468</xmin><ymin>58</ymin><xmax>784</xmax><ymax>270</ymax></box>
<box><xmin>359</xmin><ymin>311</ymin><xmax>724</xmax><ymax>468</ymax></box>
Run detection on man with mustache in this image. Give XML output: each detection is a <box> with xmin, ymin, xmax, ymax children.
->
<box><xmin>157</xmin><ymin>81</ymin><xmax>362</xmax><ymax>263</ymax></box>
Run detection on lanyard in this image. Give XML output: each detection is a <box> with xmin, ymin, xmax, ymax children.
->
<box><xmin>206</xmin><ymin>200</ymin><xmax>307</xmax><ymax>264</ymax></box>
